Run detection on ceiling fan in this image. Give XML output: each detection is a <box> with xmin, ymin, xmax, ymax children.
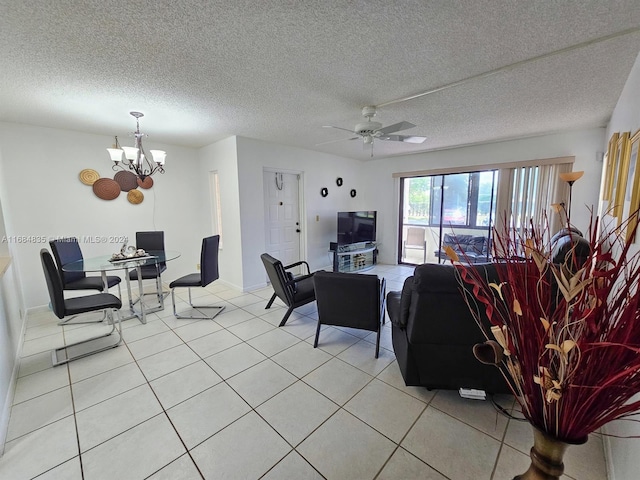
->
<box><xmin>319</xmin><ymin>106</ymin><xmax>427</xmax><ymax>156</ymax></box>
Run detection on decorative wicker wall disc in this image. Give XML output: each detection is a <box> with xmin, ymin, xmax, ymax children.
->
<box><xmin>137</xmin><ymin>176</ymin><xmax>154</xmax><ymax>189</ymax></box>
<box><xmin>93</xmin><ymin>178</ymin><xmax>121</xmax><ymax>200</ymax></box>
<box><xmin>79</xmin><ymin>169</ymin><xmax>100</xmax><ymax>185</ymax></box>
<box><xmin>127</xmin><ymin>189</ymin><xmax>144</xmax><ymax>204</ymax></box>
<box><xmin>114</xmin><ymin>171</ymin><xmax>138</xmax><ymax>191</ymax></box>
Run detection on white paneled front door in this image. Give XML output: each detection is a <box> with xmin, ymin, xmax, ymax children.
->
<box><xmin>263</xmin><ymin>171</ymin><xmax>301</xmax><ymax>273</ymax></box>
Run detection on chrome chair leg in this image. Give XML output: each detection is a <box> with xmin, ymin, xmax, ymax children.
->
<box><xmin>171</xmin><ymin>288</ymin><xmax>225</xmax><ymax>320</ymax></box>
<box><xmin>52</xmin><ymin>309</ymin><xmax>123</xmax><ymax>366</ymax></box>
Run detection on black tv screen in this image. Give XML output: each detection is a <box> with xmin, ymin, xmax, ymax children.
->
<box><xmin>337</xmin><ymin>211</ymin><xmax>377</xmax><ymax>245</ymax></box>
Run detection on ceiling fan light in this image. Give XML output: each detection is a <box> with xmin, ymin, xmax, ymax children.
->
<box><xmin>402</xmin><ymin>136</ymin><xmax>427</xmax><ymax>144</ymax></box>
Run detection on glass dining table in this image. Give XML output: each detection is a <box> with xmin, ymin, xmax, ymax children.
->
<box><xmin>62</xmin><ymin>250</ymin><xmax>181</xmax><ymax>324</ymax></box>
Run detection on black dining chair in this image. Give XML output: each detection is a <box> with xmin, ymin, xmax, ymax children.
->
<box><xmin>170</xmin><ymin>235</ymin><xmax>225</xmax><ymax>319</ymax></box>
<box><xmin>128</xmin><ymin>231</ymin><xmax>167</xmax><ymax>311</ymax></box>
<box><xmin>313</xmin><ymin>270</ymin><xmax>386</xmax><ymax>358</ymax></box>
<box><xmin>49</xmin><ymin>237</ymin><xmax>122</xmax><ymax>324</ymax></box>
<box><xmin>41</xmin><ymin>249</ymin><xmax>123</xmax><ymax>366</ymax></box>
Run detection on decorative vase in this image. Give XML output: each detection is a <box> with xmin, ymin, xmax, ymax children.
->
<box><xmin>513</xmin><ymin>426</ymin><xmax>587</xmax><ymax>480</ymax></box>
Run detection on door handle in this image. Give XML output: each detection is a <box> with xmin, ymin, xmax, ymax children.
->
<box><xmin>296</xmin><ymin>229</ymin><xmax>301</xmax><ymax>233</ymax></box>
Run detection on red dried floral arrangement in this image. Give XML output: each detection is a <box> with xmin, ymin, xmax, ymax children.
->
<box><xmin>448</xmin><ymin>215</ymin><xmax>640</xmax><ymax>442</ymax></box>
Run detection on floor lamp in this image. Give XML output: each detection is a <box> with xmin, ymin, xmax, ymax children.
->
<box><xmin>559</xmin><ymin>171</ymin><xmax>584</xmax><ymax>222</ymax></box>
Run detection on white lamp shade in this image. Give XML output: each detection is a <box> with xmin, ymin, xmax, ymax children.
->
<box><xmin>107</xmin><ymin>148</ymin><xmax>124</xmax><ymax>162</ymax></box>
<box><xmin>150</xmin><ymin>150</ymin><xmax>166</xmax><ymax>165</ymax></box>
<box><xmin>121</xmin><ymin>146</ymin><xmax>139</xmax><ymax>161</ymax></box>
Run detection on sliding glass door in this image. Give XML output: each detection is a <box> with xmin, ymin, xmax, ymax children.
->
<box><xmin>399</xmin><ymin>170</ymin><xmax>497</xmax><ymax>265</ymax></box>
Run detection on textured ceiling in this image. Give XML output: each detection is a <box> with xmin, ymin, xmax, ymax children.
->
<box><xmin>1</xmin><ymin>0</ymin><xmax>640</xmax><ymax>161</ymax></box>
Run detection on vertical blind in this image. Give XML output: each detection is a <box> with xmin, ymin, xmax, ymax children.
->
<box><xmin>495</xmin><ymin>162</ymin><xmax>571</xmax><ymax>239</ymax></box>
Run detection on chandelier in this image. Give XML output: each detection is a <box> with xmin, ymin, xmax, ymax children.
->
<box><xmin>107</xmin><ymin>111</ymin><xmax>166</xmax><ymax>180</ymax></box>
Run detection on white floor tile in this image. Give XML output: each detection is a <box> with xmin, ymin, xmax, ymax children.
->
<box><xmin>172</xmin><ymin>318</ymin><xmax>222</xmax><ymax>342</ymax></box>
<box><xmin>257</xmin><ymin>381</ymin><xmax>338</xmax><ymax>446</ymax></box>
<box><xmin>0</xmin><ymin>416</ymin><xmax>78</xmax><ymax>480</ymax></box>
<box><xmin>227</xmin><ymin>317</ymin><xmax>275</xmax><ymax>340</ymax></box>
<box><xmin>147</xmin><ymin>454</ymin><xmax>202</xmax><ymax>480</ymax></box>
<box><xmin>81</xmin><ymin>414</ymin><xmax>185</xmax><ymax>480</ymax></box>
<box><xmin>204</xmin><ymin>342</ymin><xmax>267</xmax><ymax>379</ymax></box>
<box><xmin>303</xmin><ymin>357</ymin><xmax>373</xmax><ymax>405</ymax></box>
<box><xmin>246</xmin><ymin>327</ymin><xmax>300</xmax><ymax>357</ymax></box>
<box><xmin>190</xmin><ymin>411</ymin><xmax>291</xmax><ymax>479</ymax></box>
<box><xmin>67</xmin><ymin>343</ymin><xmax>134</xmax><ymax>383</ymax></box>
<box><xmin>167</xmin><ymin>382</ymin><xmax>251</xmax><ymax>449</ymax></box>
<box><xmin>187</xmin><ymin>328</ymin><xmax>242</xmax><ymax>358</ymax></box>
<box><xmin>76</xmin><ymin>383</ymin><xmax>163</xmax><ymax>452</ymax></box>
<box><xmin>18</xmin><ymin>351</ymin><xmax>52</xmax><ymax>378</ymax></box>
<box><xmin>271</xmin><ymin>340</ymin><xmax>332</xmax><ymax>378</ymax></box>
<box><xmin>262</xmin><ymin>451</ymin><xmax>324</xmax><ymax>480</ymax></box>
<box><xmin>376</xmin><ymin>361</ymin><xmax>437</xmax><ymax>403</ymax></box>
<box><xmin>213</xmin><ymin>306</ymin><xmax>256</xmax><ymax>327</ymax></box>
<box><xmin>150</xmin><ymin>360</ymin><xmax>222</xmax><ymax>409</ymax></box>
<box><xmin>126</xmin><ymin>330</ymin><xmax>184</xmax><ymax>359</ymax></box>
<box><xmin>6</xmin><ymin>386</ymin><xmax>73</xmax><ymax>441</ymax></box>
<box><xmin>336</xmin><ymin>339</ymin><xmax>395</xmax><ymax>376</ymax></box>
<box><xmin>430</xmin><ymin>390</ymin><xmax>511</xmax><ymax>440</ymax></box>
<box><xmin>401</xmin><ymin>407</ymin><xmax>501</xmax><ymax>480</ymax></box>
<box><xmin>309</xmin><ymin>325</ymin><xmax>360</xmax><ymax>355</ymax></box>
<box><xmin>377</xmin><ymin>447</ymin><xmax>448</xmax><ymax>479</ymax></box>
<box><xmin>226</xmin><ymin>359</ymin><xmax>297</xmax><ymax>407</ymax></box>
<box><xmin>13</xmin><ymin>365</ymin><xmax>69</xmax><ymax>405</ymax></box>
<box><xmin>137</xmin><ymin>343</ymin><xmax>200</xmax><ymax>381</ymax></box>
<box><xmin>71</xmin><ymin>362</ymin><xmax>146</xmax><ymax>412</ymax></box>
<box><xmin>36</xmin><ymin>456</ymin><xmax>83</xmax><ymax>480</ymax></box>
<box><xmin>297</xmin><ymin>409</ymin><xmax>396</xmax><ymax>480</ymax></box>
<box><xmin>344</xmin><ymin>379</ymin><xmax>425</xmax><ymax>443</ymax></box>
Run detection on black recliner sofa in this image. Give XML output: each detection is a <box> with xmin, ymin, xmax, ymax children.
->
<box><xmin>386</xmin><ymin>227</ymin><xmax>591</xmax><ymax>394</ymax></box>
<box><xmin>386</xmin><ymin>262</ymin><xmax>510</xmax><ymax>393</ymax></box>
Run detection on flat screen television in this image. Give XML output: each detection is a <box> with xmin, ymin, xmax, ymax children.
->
<box><xmin>337</xmin><ymin>211</ymin><xmax>377</xmax><ymax>245</ymax></box>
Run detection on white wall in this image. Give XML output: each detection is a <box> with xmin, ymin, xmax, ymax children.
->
<box><xmin>0</xmin><ymin>122</ymin><xmax>206</xmax><ymax>310</ymax></box>
<box><xmin>363</xmin><ymin>128</ymin><xmax>606</xmax><ymax>264</ymax></box>
<box><xmin>235</xmin><ymin>137</ymin><xmax>363</xmax><ymax>290</ymax></box>
<box><xmin>602</xmin><ymin>50</ymin><xmax>640</xmax><ymax>480</ymax></box>
<box><xmin>0</xmin><ymin>136</ymin><xmax>29</xmax><ymax>450</ymax></box>
<box><xmin>198</xmin><ymin>136</ymin><xmax>243</xmax><ymax>289</ymax></box>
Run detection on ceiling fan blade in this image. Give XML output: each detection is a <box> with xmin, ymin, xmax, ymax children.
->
<box><xmin>322</xmin><ymin>125</ymin><xmax>357</xmax><ymax>134</ymax></box>
<box><xmin>315</xmin><ymin>136</ymin><xmax>359</xmax><ymax>146</ymax></box>
<box><xmin>378</xmin><ymin>134</ymin><xmax>427</xmax><ymax>144</ymax></box>
<box><xmin>376</xmin><ymin>121</ymin><xmax>416</xmax><ymax>135</ymax></box>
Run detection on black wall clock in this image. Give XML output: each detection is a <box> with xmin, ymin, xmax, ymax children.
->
<box><xmin>321</xmin><ymin>187</ymin><xmax>328</xmax><ymax>197</ymax></box>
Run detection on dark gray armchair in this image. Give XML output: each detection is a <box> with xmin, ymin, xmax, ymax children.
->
<box><xmin>260</xmin><ymin>253</ymin><xmax>316</xmax><ymax>326</ymax></box>
<box><xmin>312</xmin><ymin>270</ymin><xmax>386</xmax><ymax>358</ymax></box>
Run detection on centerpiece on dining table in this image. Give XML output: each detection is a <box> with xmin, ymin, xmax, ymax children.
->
<box><xmin>446</xmin><ymin>213</ymin><xmax>640</xmax><ymax>479</ymax></box>
<box><xmin>109</xmin><ymin>241</ymin><xmax>150</xmax><ymax>262</ymax></box>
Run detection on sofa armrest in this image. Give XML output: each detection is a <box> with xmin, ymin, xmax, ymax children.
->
<box><xmin>386</xmin><ymin>276</ymin><xmax>413</xmax><ymax>329</ymax></box>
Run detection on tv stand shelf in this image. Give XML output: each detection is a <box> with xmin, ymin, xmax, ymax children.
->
<box><xmin>331</xmin><ymin>243</ymin><xmax>378</xmax><ymax>273</ymax></box>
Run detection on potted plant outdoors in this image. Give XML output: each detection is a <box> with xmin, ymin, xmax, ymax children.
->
<box><xmin>446</xmin><ymin>214</ymin><xmax>640</xmax><ymax>480</ymax></box>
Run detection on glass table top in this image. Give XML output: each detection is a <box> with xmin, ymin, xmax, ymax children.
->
<box><xmin>62</xmin><ymin>250</ymin><xmax>181</xmax><ymax>273</ymax></box>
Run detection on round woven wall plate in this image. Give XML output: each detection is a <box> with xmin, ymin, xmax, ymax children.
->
<box><xmin>137</xmin><ymin>176</ymin><xmax>154</xmax><ymax>189</ymax></box>
<box><xmin>92</xmin><ymin>178</ymin><xmax>121</xmax><ymax>200</ymax></box>
<box><xmin>79</xmin><ymin>169</ymin><xmax>100</xmax><ymax>185</ymax></box>
<box><xmin>114</xmin><ymin>171</ymin><xmax>138</xmax><ymax>191</ymax></box>
<box><xmin>127</xmin><ymin>189</ymin><xmax>144</xmax><ymax>204</ymax></box>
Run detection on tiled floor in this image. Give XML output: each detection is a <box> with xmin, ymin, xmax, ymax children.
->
<box><xmin>0</xmin><ymin>264</ymin><xmax>608</xmax><ymax>479</ymax></box>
